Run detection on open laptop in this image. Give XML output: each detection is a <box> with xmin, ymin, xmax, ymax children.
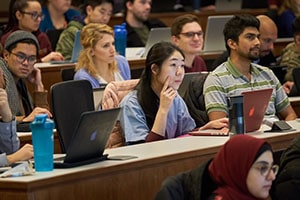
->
<box><xmin>242</xmin><ymin>88</ymin><xmax>273</xmax><ymax>132</ymax></box>
<box><xmin>93</xmin><ymin>85</ymin><xmax>106</xmax><ymax>110</ymax></box>
<box><xmin>54</xmin><ymin>108</ymin><xmax>120</xmax><ymax>168</ymax></box>
<box><xmin>50</xmin><ymin>30</ymin><xmax>82</xmax><ymax>64</ymax></box>
<box><xmin>126</xmin><ymin>27</ymin><xmax>171</xmax><ymax>58</ymax></box>
<box><xmin>202</xmin><ymin>15</ymin><xmax>233</xmax><ymax>53</ymax></box>
<box><xmin>215</xmin><ymin>0</ymin><xmax>242</xmax><ymax>11</ymax></box>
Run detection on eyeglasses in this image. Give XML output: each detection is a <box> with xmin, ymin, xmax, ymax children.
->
<box><xmin>253</xmin><ymin>164</ymin><xmax>279</xmax><ymax>177</ymax></box>
<box><xmin>179</xmin><ymin>31</ymin><xmax>203</xmax><ymax>38</ymax></box>
<box><xmin>9</xmin><ymin>51</ymin><xmax>37</xmax><ymax>65</ymax></box>
<box><xmin>20</xmin><ymin>11</ymin><xmax>44</xmax><ymax>21</ymax></box>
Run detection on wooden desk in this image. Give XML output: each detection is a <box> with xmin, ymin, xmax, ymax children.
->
<box><xmin>1</xmin><ymin>122</ymin><xmax>300</xmax><ymax>200</ymax></box>
<box><xmin>18</xmin><ymin>131</ymin><xmax>62</xmax><ymax>154</ymax></box>
<box><xmin>108</xmin><ymin>9</ymin><xmax>267</xmax><ymax>32</ymax></box>
<box><xmin>289</xmin><ymin>96</ymin><xmax>300</xmax><ymax>117</ymax></box>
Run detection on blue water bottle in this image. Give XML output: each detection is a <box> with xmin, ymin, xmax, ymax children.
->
<box><xmin>30</xmin><ymin>114</ymin><xmax>55</xmax><ymax>172</ymax></box>
<box><xmin>114</xmin><ymin>23</ymin><xmax>127</xmax><ymax>56</ymax></box>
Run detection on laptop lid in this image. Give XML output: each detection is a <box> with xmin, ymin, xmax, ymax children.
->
<box><xmin>54</xmin><ymin>108</ymin><xmax>121</xmax><ymax>168</ymax></box>
<box><xmin>202</xmin><ymin>15</ymin><xmax>233</xmax><ymax>53</ymax></box>
<box><xmin>142</xmin><ymin>27</ymin><xmax>171</xmax><ymax>58</ymax></box>
<box><xmin>93</xmin><ymin>85</ymin><xmax>106</xmax><ymax>110</ymax></box>
<box><xmin>50</xmin><ymin>30</ymin><xmax>82</xmax><ymax>64</ymax></box>
<box><xmin>215</xmin><ymin>0</ymin><xmax>242</xmax><ymax>11</ymax></box>
<box><xmin>242</xmin><ymin>88</ymin><xmax>273</xmax><ymax>132</ymax></box>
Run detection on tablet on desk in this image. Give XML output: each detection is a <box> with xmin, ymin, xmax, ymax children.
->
<box><xmin>189</xmin><ymin>127</ymin><xmax>229</xmax><ymax>136</ymax></box>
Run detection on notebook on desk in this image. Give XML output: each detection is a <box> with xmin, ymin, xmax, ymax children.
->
<box><xmin>54</xmin><ymin>108</ymin><xmax>120</xmax><ymax>168</ymax></box>
<box><xmin>50</xmin><ymin>30</ymin><xmax>82</xmax><ymax>64</ymax></box>
<box><xmin>202</xmin><ymin>15</ymin><xmax>233</xmax><ymax>53</ymax></box>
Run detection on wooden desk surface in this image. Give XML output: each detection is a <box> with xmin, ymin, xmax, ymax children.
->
<box><xmin>2</xmin><ymin>121</ymin><xmax>300</xmax><ymax>200</ymax></box>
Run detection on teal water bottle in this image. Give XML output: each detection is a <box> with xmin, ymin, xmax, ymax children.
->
<box><xmin>30</xmin><ymin>114</ymin><xmax>55</xmax><ymax>172</ymax></box>
<box><xmin>114</xmin><ymin>23</ymin><xmax>127</xmax><ymax>56</ymax></box>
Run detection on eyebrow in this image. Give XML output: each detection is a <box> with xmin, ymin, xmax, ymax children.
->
<box><xmin>253</xmin><ymin>160</ymin><xmax>273</xmax><ymax>165</ymax></box>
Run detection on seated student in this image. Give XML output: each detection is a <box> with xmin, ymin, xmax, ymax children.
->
<box><xmin>171</xmin><ymin>14</ymin><xmax>207</xmax><ymax>73</ymax></box>
<box><xmin>204</xmin><ymin>15</ymin><xmax>297</xmax><ymax>122</ymax></box>
<box><xmin>39</xmin><ymin>0</ymin><xmax>80</xmax><ymax>33</ymax></box>
<box><xmin>1</xmin><ymin>30</ymin><xmax>52</xmax><ymax>122</ymax></box>
<box><xmin>280</xmin><ymin>16</ymin><xmax>300</xmax><ymax>95</ymax></box>
<box><xmin>124</xmin><ymin>0</ymin><xmax>166</xmax><ymax>47</ymax></box>
<box><xmin>0</xmin><ymin>74</ymin><xmax>33</xmax><ymax>167</ymax></box>
<box><xmin>212</xmin><ymin>15</ymin><xmax>278</xmax><ymax>70</ymax></box>
<box><xmin>74</xmin><ymin>23</ymin><xmax>130</xmax><ymax>88</ymax></box>
<box><xmin>1</xmin><ymin>0</ymin><xmax>64</xmax><ymax>62</ymax></box>
<box><xmin>277</xmin><ymin>0</ymin><xmax>300</xmax><ymax>38</ymax></box>
<box><xmin>56</xmin><ymin>0</ymin><xmax>114</xmax><ymax>60</ymax></box>
<box><xmin>119</xmin><ymin>42</ymin><xmax>228</xmax><ymax>145</ymax></box>
<box><xmin>156</xmin><ymin>135</ymin><xmax>278</xmax><ymax>200</ymax></box>
<box><xmin>271</xmin><ymin>134</ymin><xmax>300</xmax><ymax>200</ymax></box>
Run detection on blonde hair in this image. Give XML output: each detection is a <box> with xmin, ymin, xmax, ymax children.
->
<box><xmin>76</xmin><ymin>23</ymin><xmax>118</xmax><ymax>78</ymax></box>
<box><xmin>278</xmin><ymin>0</ymin><xmax>300</xmax><ymax>16</ymax></box>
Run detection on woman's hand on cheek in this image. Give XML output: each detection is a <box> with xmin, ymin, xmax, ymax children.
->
<box><xmin>159</xmin><ymin>77</ymin><xmax>177</xmax><ymax>112</ymax></box>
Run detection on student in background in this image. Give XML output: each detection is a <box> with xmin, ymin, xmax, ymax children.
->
<box><xmin>156</xmin><ymin>135</ymin><xmax>278</xmax><ymax>200</ymax></box>
<box><xmin>56</xmin><ymin>0</ymin><xmax>113</xmax><ymax>60</ymax></box>
<box><xmin>277</xmin><ymin>0</ymin><xmax>300</xmax><ymax>38</ymax></box>
<box><xmin>204</xmin><ymin>15</ymin><xmax>297</xmax><ymax>122</ymax></box>
<box><xmin>74</xmin><ymin>23</ymin><xmax>130</xmax><ymax>88</ymax></box>
<box><xmin>1</xmin><ymin>30</ymin><xmax>52</xmax><ymax>122</ymax></box>
<box><xmin>1</xmin><ymin>0</ymin><xmax>63</xmax><ymax>62</ymax></box>
<box><xmin>124</xmin><ymin>0</ymin><xmax>166</xmax><ymax>47</ymax></box>
<box><xmin>171</xmin><ymin>14</ymin><xmax>207</xmax><ymax>73</ymax></box>
<box><xmin>39</xmin><ymin>0</ymin><xmax>80</xmax><ymax>33</ymax></box>
<box><xmin>119</xmin><ymin>42</ymin><xmax>228</xmax><ymax>145</ymax></box>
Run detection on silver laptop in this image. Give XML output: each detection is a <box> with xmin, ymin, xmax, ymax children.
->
<box><xmin>215</xmin><ymin>0</ymin><xmax>242</xmax><ymax>11</ymax></box>
<box><xmin>202</xmin><ymin>15</ymin><xmax>233</xmax><ymax>53</ymax></box>
<box><xmin>142</xmin><ymin>27</ymin><xmax>171</xmax><ymax>58</ymax></box>
<box><xmin>51</xmin><ymin>30</ymin><xmax>82</xmax><ymax>64</ymax></box>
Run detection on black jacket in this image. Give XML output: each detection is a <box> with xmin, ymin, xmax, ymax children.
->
<box><xmin>271</xmin><ymin>135</ymin><xmax>300</xmax><ymax>200</ymax></box>
<box><xmin>183</xmin><ymin>73</ymin><xmax>209</xmax><ymax>127</ymax></box>
<box><xmin>125</xmin><ymin>19</ymin><xmax>166</xmax><ymax>47</ymax></box>
<box><xmin>155</xmin><ymin>159</ymin><xmax>217</xmax><ymax>200</ymax></box>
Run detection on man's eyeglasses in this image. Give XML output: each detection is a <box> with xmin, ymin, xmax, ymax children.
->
<box><xmin>180</xmin><ymin>31</ymin><xmax>203</xmax><ymax>38</ymax></box>
<box><xmin>20</xmin><ymin>11</ymin><xmax>44</xmax><ymax>21</ymax></box>
<box><xmin>9</xmin><ymin>51</ymin><xmax>37</xmax><ymax>65</ymax></box>
<box><xmin>253</xmin><ymin>164</ymin><xmax>279</xmax><ymax>177</ymax></box>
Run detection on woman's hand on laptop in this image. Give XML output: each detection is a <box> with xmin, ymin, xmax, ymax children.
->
<box><xmin>41</xmin><ymin>52</ymin><xmax>64</xmax><ymax>63</ymax></box>
<box><xmin>199</xmin><ymin>117</ymin><xmax>228</xmax><ymax>130</ymax></box>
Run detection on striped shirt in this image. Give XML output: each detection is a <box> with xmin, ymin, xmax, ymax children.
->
<box><xmin>204</xmin><ymin>58</ymin><xmax>290</xmax><ymax>118</ymax></box>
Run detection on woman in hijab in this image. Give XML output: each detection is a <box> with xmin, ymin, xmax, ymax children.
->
<box><xmin>209</xmin><ymin>134</ymin><xmax>279</xmax><ymax>200</ymax></box>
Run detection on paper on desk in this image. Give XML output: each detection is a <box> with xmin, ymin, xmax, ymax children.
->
<box><xmin>0</xmin><ymin>161</ymin><xmax>34</xmax><ymax>178</ymax></box>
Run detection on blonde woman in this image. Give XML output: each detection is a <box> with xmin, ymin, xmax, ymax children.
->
<box><xmin>74</xmin><ymin>23</ymin><xmax>131</xmax><ymax>88</ymax></box>
<box><xmin>277</xmin><ymin>0</ymin><xmax>300</xmax><ymax>37</ymax></box>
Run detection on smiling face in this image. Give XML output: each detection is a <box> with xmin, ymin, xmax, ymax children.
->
<box><xmin>172</xmin><ymin>22</ymin><xmax>203</xmax><ymax>55</ymax></box>
<box><xmin>230</xmin><ymin>27</ymin><xmax>261</xmax><ymax>61</ymax></box>
<box><xmin>91</xmin><ymin>33</ymin><xmax>116</xmax><ymax>65</ymax></box>
<box><xmin>152</xmin><ymin>50</ymin><xmax>185</xmax><ymax>91</ymax></box>
<box><xmin>246</xmin><ymin>151</ymin><xmax>276</xmax><ymax>199</ymax></box>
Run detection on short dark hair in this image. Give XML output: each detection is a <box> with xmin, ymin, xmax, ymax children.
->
<box><xmin>80</xmin><ymin>0</ymin><xmax>114</xmax><ymax>15</ymax></box>
<box><xmin>171</xmin><ymin>14</ymin><xmax>201</xmax><ymax>37</ymax></box>
<box><xmin>223</xmin><ymin>15</ymin><xmax>260</xmax><ymax>52</ymax></box>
